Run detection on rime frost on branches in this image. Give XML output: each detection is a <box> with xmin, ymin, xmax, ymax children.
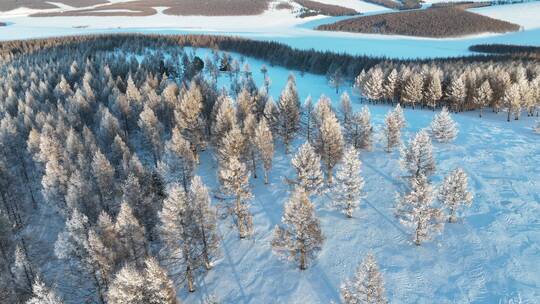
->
<box><xmin>438</xmin><ymin>168</ymin><xmax>473</xmax><ymax>223</ymax></box>
<box><xmin>430</xmin><ymin>107</ymin><xmax>458</xmax><ymax>143</ymax></box>
<box><xmin>333</xmin><ymin>147</ymin><xmax>365</xmax><ymax>218</ymax></box>
<box><xmin>340</xmin><ymin>252</ymin><xmax>387</xmax><ymax>304</ymax></box>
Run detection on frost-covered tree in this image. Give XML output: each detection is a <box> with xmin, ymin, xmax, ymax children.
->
<box><xmin>175</xmin><ymin>82</ymin><xmax>205</xmax><ymax>162</ymax></box>
<box><xmin>383</xmin><ymin>112</ymin><xmax>400</xmax><ymax>153</ymax></box>
<box><xmin>346</xmin><ymin>107</ymin><xmax>373</xmax><ymax>151</ymax></box>
<box><xmin>159</xmin><ymin>127</ymin><xmax>195</xmax><ymax>191</ymax></box>
<box><xmin>159</xmin><ymin>184</ymin><xmax>203</xmax><ymax>292</ymax></box>
<box><xmin>447</xmin><ymin>76</ymin><xmax>466</xmax><ymax>113</ymax></box>
<box><xmin>115</xmin><ymin>202</ymin><xmax>148</xmax><ymax>268</ymax></box>
<box><xmin>107</xmin><ymin>257</ymin><xmax>176</xmax><ymax>304</ymax></box>
<box><xmin>242</xmin><ymin>113</ymin><xmax>258</xmax><ymax>178</ymax></box>
<box><xmin>424</xmin><ymin>72</ymin><xmax>442</xmax><ymax>110</ymax></box>
<box><xmin>341</xmin><ymin>252</ymin><xmax>387</xmax><ymax>304</ymax></box>
<box><xmin>138</xmin><ymin>105</ymin><xmax>164</xmax><ymax>165</ymax></box>
<box><xmin>401</xmin><ymin>73</ymin><xmax>423</xmax><ymax>109</ymax></box>
<box><xmin>503</xmin><ymin>82</ymin><xmax>522</xmax><ymax>122</ymax></box>
<box><xmin>392</xmin><ymin>104</ymin><xmax>406</xmax><ymax>130</ymax></box>
<box><xmin>291</xmin><ymin>142</ymin><xmax>324</xmax><ymax>196</ymax></box>
<box><xmin>328</xmin><ymin>68</ymin><xmax>344</xmax><ymax>94</ymax></box>
<box><xmin>272</xmin><ymin>188</ymin><xmax>324</xmax><ymax>270</ymax></box>
<box><xmin>400</xmin><ymin>130</ymin><xmax>435</xmax><ymax>180</ymax></box>
<box><xmin>396</xmin><ymin>175</ymin><xmax>444</xmax><ymax>245</ymax></box>
<box><xmin>12</xmin><ymin>244</ymin><xmax>35</xmax><ymax>293</ymax></box>
<box><xmin>26</xmin><ymin>277</ymin><xmax>63</xmax><ymax>304</ymax></box>
<box><xmin>383</xmin><ymin>69</ymin><xmax>398</xmax><ymax>103</ymax></box>
<box><xmin>362</xmin><ymin>67</ymin><xmax>384</xmax><ymax>102</ymax></box>
<box><xmin>438</xmin><ymin>168</ymin><xmax>473</xmax><ymax>223</ymax></box>
<box><xmin>218</xmin><ymin>156</ymin><xmax>253</xmax><ymax>238</ymax></box>
<box><xmin>212</xmin><ymin>96</ymin><xmax>236</xmax><ymax>148</ymax></box>
<box><xmin>333</xmin><ymin>147</ymin><xmax>364</xmax><ymax>218</ymax></box>
<box><xmin>473</xmin><ymin>80</ymin><xmax>493</xmax><ymax>118</ymax></box>
<box><xmin>315</xmin><ymin>105</ymin><xmax>344</xmax><ymax>184</ymax></box>
<box><xmin>218</xmin><ymin>126</ymin><xmax>245</xmax><ymax>165</ymax></box>
<box><xmin>277</xmin><ymin>76</ymin><xmax>301</xmax><ymax>154</ymax></box>
<box><xmin>254</xmin><ymin>118</ymin><xmax>274</xmax><ymax>184</ymax></box>
<box><xmin>340</xmin><ymin>92</ymin><xmax>353</xmax><ymax>127</ymax></box>
<box><xmin>189</xmin><ymin>176</ymin><xmax>220</xmax><ymax>269</ymax></box>
<box><xmin>92</xmin><ymin>149</ymin><xmax>116</xmax><ymax>213</ymax></box>
<box><xmin>301</xmin><ymin>95</ymin><xmax>316</xmax><ymax>144</ymax></box>
<box><xmin>430</xmin><ymin>107</ymin><xmax>458</xmax><ymax>143</ymax></box>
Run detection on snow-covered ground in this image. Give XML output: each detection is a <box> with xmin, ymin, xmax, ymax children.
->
<box><xmin>471</xmin><ymin>1</ymin><xmax>540</xmax><ymax>30</ymax></box>
<box><xmin>314</xmin><ymin>0</ymin><xmax>391</xmax><ymax>13</ymax></box>
<box><xmin>162</xmin><ymin>48</ymin><xmax>540</xmax><ymax>303</ymax></box>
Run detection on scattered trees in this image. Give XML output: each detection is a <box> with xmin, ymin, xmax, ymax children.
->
<box><xmin>254</xmin><ymin>118</ymin><xmax>275</xmax><ymax>184</ymax></box>
<box><xmin>277</xmin><ymin>75</ymin><xmax>301</xmax><ymax>154</ymax></box>
<box><xmin>383</xmin><ymin>112</ymin><xmax>401</xmax><ymax>153</ymax></box>
<box><xmin>430</xmin><ymin>107</ymin><xmax>458</xmax><ymax>143</ymax></box>
<box><xmin>333</xmin><ymin>147</ymin><xmax>365</xmax><ymax>218</ymax></box>
<box><xmin>291</xmin><ymin>142</ymin><xmax>325</xmax><ymax>196</ymax></box>
<box><xmin>438</xmin><ymin>169</ymin><xmax>473</xmax><ymax>223</ymax></box>
<box><xmin>341</xmin><ymin>252</ymin><xmax>387</xmax><ymax>304</ymax></box>
<box><xmin>400</xmin><ymin>130</ymin><xmax>435</xmax><ymax>180</ymax></box>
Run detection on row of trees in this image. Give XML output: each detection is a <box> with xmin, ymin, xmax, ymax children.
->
<box><xmin>356</xmin><ymin>62</ymin><xmax>540</xmax><ymax>121</ymax></box>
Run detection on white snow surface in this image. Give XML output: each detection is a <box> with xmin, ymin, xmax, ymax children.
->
<box><xmin>173</xmin><ymin>48</ymin><xmax>538</xmax><ymax>303</ymax></box>
<box><xmin>471</xmin><ymin>2</ymin><xmax>540</xmax><ymax>30</ymax></box>
<box><xmin>314</xmin><ymin>0</ymin><xmax>391</xmax><ymax>13</ymax></box>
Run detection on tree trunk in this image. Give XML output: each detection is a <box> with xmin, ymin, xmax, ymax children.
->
<box><xmin>187</xmin><ymin>265</ymin><xmax>195</xmax><ymax>292</ymax></box>
<box><xmin>326</xmin><ymin>167</ymin><xmax>333</xmax><ymax>184</ymax></box>
<box><xmin>236</xmin><ymin>195</ymin><xmax>245</xmax><ymax>239</ymax></box>
<box><xmin>264</xmin><ymin>169</ymin><xmax>269</xmax><ymax>184</ymax></box>
<box><xmin>414</xmin><ymin>221</ymin><xmax>421</xmax><ymax>246</ymax></box>
<box><xmin>299</xmin><ymin>245</ymin><xmax>306</xmax><ymax>270</ymax></box>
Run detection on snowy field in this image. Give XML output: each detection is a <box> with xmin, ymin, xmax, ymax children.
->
<box><xmin>2</xmin><ymin>2</ymin><xmax>540</xmax><ymax>58</ymax></box>
<box><xmin>471</xmin><ymin>1</ymin><xmax>540</xmax><ymax>30</ymax></box>
<box><xmin>132</xmin><ymin>48</ymin><xmax>540</xmax><ymax>303</ymax></box>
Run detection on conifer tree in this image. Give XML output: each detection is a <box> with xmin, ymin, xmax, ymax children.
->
<box><xmin>396</xmin><ymin>175</ymin><xmax>444</xmax><ymax>245</ymax></box>
<box><xmin>347</xmin><ymin>107</ymin><xmax>373</xmax><ymax>151</ymax></box>
<box><xmin>301</xmin><ymin>95</ymin><xmax>316</xmax><ymax>143</ymax></box>
<box><xmin>26</xmin><ymin>277</ymin><xmax>63</xmax><ymax>304</ymax></box>
<box><xmin>218</xmin><ymin>156</ymin><xmax>253</xmax><ymax>239</ymax></box>
<box><xmin>242</xmin><ymin>113</ymin><xmax>258</xmax><ymax>178</ymax></box>
<box><xmin>291</xmin><ymin>142</ymin><xmax>324</xmax><ymax>196</ymax></box>
<box><xmin>383</xmin><ymin>112</ymin><xmax>400</xmax><ymax>153</ymax></box>
<box><xmin>341</xmin><ymin>252</ymin><xmax>387</xmax><ymax>304</ymax></box>
<box><xmin>362</xmin><ymin>68</ymin><xmax>384</xmax><ymax>102</ymax></box>
<box><xmin>138</xmin><ymin>105</ymin><xmax>163</xmax><ymax>165</ymax></box>
<box><xmin>439</xmin><ymin>168</ymin><xmax>473</xmax><ymax>223</ymax></box>
<box><xmin>115</xmin><ymin>202</ymin><xmax>148</xmax><ymax>268</ymax></box>
<box><xmin>401</xmin><ymin>73</ymin><xmax>423</xmax><ymax>109</ymax></box>
<box><xmin>315</xmin><ymin>105</ymin><xmax>344</xmax><ymax>184</ymax></box>
<box><xmin>254</xmin><ymin>118</ymin><xmax>274</xmax><ymax>184</ymax></box>
<box><xmin>430</xmin><ymin>107</ymin><xmax>458</xmax><ymax>143</ymax></box>
<box><xmin>424</xmin><ymin>72</ymin><xmax>442</xmax><ymax>110</ymax></box>
<box><xmin>503</xmin><ymin>83</ymin><xmax>522</xmax><ymax>122</ymax></box>
<box><xmin>159</xmin><ymin>127</ymin><xmax>195</xmax><ymax>191</ymax></box>
<box><xmin>175</xmin><ymin>82</ymin><xmax>205</xmax><ymax>162</ymax></box>
<box><xmin>277</xmin><ymin>76</ymin><xmax>301</xmax><ymax>154</ymax></box>
<box><xmin>392</xmin><ymin>104</ymin><xmax>406</xmax><ymax>130</ymax></box>
<box><xmin>400</xmin><ymin>130</ymin><xmax>435</xmax><ymax>180</ymax></box>
<box><xmin>218</xmin><ymin>126</ymin><xmax>245</xmax><ymax>165</ymax></box>
<box><xmin>473</xmin><ymin>80</ymin><xmax>493</xmax><ymax>118</ymax></box>
<box><xmin>340</xmin><ymin>92</ymin><xmax>353</xmax><ymax>127</ymax></box>
<box><xmin>383</xmin><ymin>69</ymin><xmax>398</xmax><ymax>103</ymax></box>
<box><xmin>447</xmin><ymin>76</ymin><xmax>466</xmax><ymax>113</ymax></box>
<box><xmin>92</xmin><ymin>150</ymin><xmax>116</xmax><ymax>213</ymax></box>
<box><xmin>272</xmin><ymin>188</ymin><xmax>324</xmax><ymax>270</ymax></box>
<box><xmin>333</xmin><ymin>147</ymin><xmax>365</xmax><ymax>218</ymax></box>
<box><xmin>212</xmin><ymin>96</ymin><xmax>237</xmax><ymax>148</ymax></box>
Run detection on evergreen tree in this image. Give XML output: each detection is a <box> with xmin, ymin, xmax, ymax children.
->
<box><xmin>424</xmin><ymin>72</ymin><xmax>442</xmax><ymax>110</ymax></box>
<box><xmin>341</xmin><ymin>252</ymin><xmax>387</xmax><ymax>304</ymax></box>
<box><xmin>159</xmin><ymin>128</ymin><xmax>195</xmax><ymax>191</ymax></box>
<box><xmin>315</xmin><ymin>104</ymin><xmax>344</xmax><ymax>184</ymax></box>
<box><xmin>340</xmin><ymin>92</ymin><xmax>353</xmax><ymax>127</ymax></box>
<box><xmin>272</xmin><ymin>188</ymin><xmax>324</xmax><ymax>270</ymax></box>
<box><xmin>175</xmin><ymin>82</ymin><xmax>205</xmax><ymax>162</ymax></box>
<box><xmin>291</xmin><ymin>142</ymin><xmax>324</xmax><ymax>196</ymax></box>
<box><xmin>211</xmin><ymin>96</ymin><xmax>236</xmax><ymax>149</ymax></box>
<box><xmin>26</xmin><ymin>277</ymin><xmax>63</xmax><ymax>304</ymax></box>
<box><xmin>138</xmin><ymin>105</ymin><xmax>163</xmax><ymax>165</ymax></box>
<box><xmin>347</xmin><ymin>107</ymin><xmax>373</xmax><ymax>151</ymax></box>
<box><xmin>430</xmin><ymin>107</ymin><xmax>458</xmax><ymax>143</ymax></box>
<box><xmin>401</xmin><ymin>73</ymin><xmax>423</xmax><ymax>109</ymax></box>
<box><xmin>392</xmin><ymin>104</ymin><xmax>406</xmax><ymax>130</ymax></box>
<box><xmin>439</xmin><ymin>168</ymin><xmax>473</xmax><ymax>223</ymax></box>
<box><xmin>218</xmin><ymin>156</ymin><xmax>253</xmax><ymax>239</ymax></box>
<box><xmin>92</xmin><ymin>149</ymin><xmax>116</xmax><ymax>213</ymax></box>
<box><xmin>396</xmin><ymin>175</ymin><xmax>444</xmax><ymax>245</ymax></box>
<box><xmin>254</xmin><ymin>118</ymin><xmax>274</xmax><ymax>184</ymax></box>
<box><xmin>503</xmin><ymin>83</ymin><xmax>522</xmax><ymax>122</ymax></box>
<box><xmin>473</xmin><ymin>80</ymin><xmax>493</xmax><ymax>118</ymax></box>
<box><xmin>333</xmin><ymin>147</ymin><xmax>365</xmax><ymax>218</ymax></box>
<box><xmin>362</xmin><ymin>68</ymin><xmax>384</xmax><ymax>102</ymax></box>
<box><xmin>277</xmin><ymin>76</ymin><xmax>301</xmax><ymax>154</ymax></box>
<box><xmin>115</xmin><ymin>202</ymin><xmax>148</xmax><ymax>268</ymax></box>
<box><xmin>301</xmin><ymin>95</ymin><xmax>316</xmax><ymax>144</ymax></box>
<box><xmin>383</xmin><ymin>69</ymin><xmax>398</xmax><ymax>103</ymax></box>
<box><xmin>383</xmin><ymin>112</ymin><xmax>400</xmax><ymax>153</ymax></box>
<box><xmin>400</xmin><ymin>130</ymin><xmax>435</xmax><ymax>180</ymax></box>
<box><xmin>447</xmin><ymin>76</ymin><xmax>466</xmax><ymax>113</ymax></box>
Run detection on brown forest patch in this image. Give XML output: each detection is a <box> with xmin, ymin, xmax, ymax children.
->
<box><xmin>32</xmin><ymin>0</ymin><xmax>272</xmax><ymax>17</ymax></box>
<box><xmin>294</xmin><ymin>0</ymin><xmax>359</xmax><ymax>17</ymax></box>
<box><xmin>316</xmin><ymin>7</ymin><xmax>520</xmax><ymax>38</ymax></box>
<box><xmin>0</xmin><ymin>0</ymin><xmax>107</xmax><ymax>12</ymax></box>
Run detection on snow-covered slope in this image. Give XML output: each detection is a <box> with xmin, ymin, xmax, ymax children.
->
<box><xmin>314</xmin><ymin>0</ymin><xmax>391</xmax><ymax>13</ymax></box>
<box><xmin>470</xmin><ymin>2</ymin><xmax>540</xmax><ymax>30</ymax></box>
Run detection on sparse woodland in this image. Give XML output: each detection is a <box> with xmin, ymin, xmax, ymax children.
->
<box><xmin>8</xmin><ymin>34</ymin><xmax>539</xmax><ymax>303</ymax></box>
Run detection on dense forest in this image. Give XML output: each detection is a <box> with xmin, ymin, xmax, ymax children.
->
<box><xmin>0</xmin><ymin>34</ymin><xmax>536</xmax><ymax>303</ymax></box>
<box><xmin>293</xmin><ymin>0</ymin><xmax>359</xmax><ymax>17</ymax></box>
<box><xmin>317</xmin><ymin>7</ymin><xmax>520</xmax><ymax>38</ymax></box>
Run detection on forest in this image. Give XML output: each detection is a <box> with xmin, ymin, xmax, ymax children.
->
<box><xmin>317</xmin><ymin>6</ymin><xmax>520</xmax><ymax>38</ymax></box>
<box><xmin>293</xmin><ymin>0</ymin><xmax>359</xmax><ymax>17</ymax></box>
<box><xmin>0</xmin><ymin>34</ymin><xmax>538</xmax><ymax>303</ymax></box>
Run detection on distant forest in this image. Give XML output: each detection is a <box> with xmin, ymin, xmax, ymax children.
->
<box><xmin>470</xmin><ymin>44</ymin><xmax>540</xmax><ymax>56</ymax></box>
<box><xmin>316</xmin><ymin>7</ymin><xmax>520</xmax><ymax>38</ymax></box>
<box><xmin>293</xmin><ymin>0</ymin><xmax>359</xmax><ymax>17</ymax></box>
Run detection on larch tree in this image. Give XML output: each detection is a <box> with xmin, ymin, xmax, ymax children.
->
<box><xmin>242</xmin><ymin>113</ymin><xmax>259</xmax><ymax>178</ymax></box>
<box><xmin>107</xmin><ymin>257</ymin><xmax>177</xmax><ymax>304</ymax></box>
<box><xmin>503</xmin><ymin>82</ymin><xmax>522</xmax><ymax>122</ymax></box>
<box><xmin>392</xmin><ymin>104</ymin><xmax>406</xmax><ymax>130</ymax></box>
<box><xmin>159</xmin><ymin>127</ymin><xmax>195</xmax><ymax>191</ymax></box>
<box><xmin>315</xmin><ymin>105</ymin><xmax>344</xmax><ymax>184</ymax></box>
<box><xmin>383</xmin><ymin>69</ymin><xmax>398</xmax><ymax>103</ymax></box>
<box><xmin>473</xmin><ymin>80</ymin><xmax>493</xmax><ymax>118</ymax></box>
<box><xmin>347</xmin><ymin>107</ymin><xmax>373</xmax><ymax>151</ymax></box>
<box><xmin>175</xmin><ymin>82</ymin><xmax>205</xmax><ymax>162</ymax></box>
<box><xmin>396</xmin><ymin>175</ymin><xmax>444</xmax><ymax>246</ymax></box>
<box><xmin>114</xmin><ymin>202</ymin><xmax>148</xmax><ymax>268</ymax></box>
<box><xmin>301</xmin><ymin>95</ymin><xmax>316</xmax><ymax>144</ymax></box>
<box><xmin>291</xmin><ymin>142</ymin><xmax>324</xmax><ymax>196</ymax></box>
<box><xmin>333</xmin><ymin>146</ymin><xmax>365</xmax><ymax>218</ymax></box>
<box><xmin>438</xmin><ymin>168</ymin><xmax>473</xmax><ymax>223</ymax></box>
<box><xmin>340</xmin><ymin>252</ymin><xmax>387</xmax><ymax>304</ymax></box>
<box><xmin>430</xmin><ymin>107</ymin><xmax>458</xmax><ymax>143</ymax></box>
<box><xmin>254</xmin><ymin>118</ymin><xmax>274</xmax><ymax>184</ymax></box>
<box><xmin>401</xmin><ymin>73</ymin><xmax>423</xmax><ymax>109</ymax></box>
<box><xmin>218</xmin><ymin>156</ymin><xmax>253</xmax><ymax>239</ymax></box>
<box><xmin>211</xmin><ymin>96</ymin><xmax>237</xmax><ymax>149</ymax></box>
<box><xmin>271</xmin><ymin>188</ymin><xmax>324</xmax><ymax>270</ymax></box>
<box><xmin>159</xmin><ymin>184</ymin><xmax>203</xmax><ymax>292</ymax></box>
<box><xmin>138</xmin><ymin>105</ymin><xmax>164</xmax><ymax>166</ymax></box>
<box><xmin>277</xmin><ymin>75</ymin><xmax>301</xmax><ymax>154</ymax></box>
<box><xmin>328</xmin><ymin>68</ymin><xmax>344</xmax><ymax>94</ymax></box>
<box><xmin>218</xmin><ymin>126</ymin><xmax>245</xmax><ymax>165</ymax></box>
<box><xmin>446</xmin><ymin>76</ymin><xmax>466</xmax><ymax>113</ymax></box>
<box><xmin>189</xmin><ymin>176</ymin><xmax>220</xmax><ymax>270</ymax></box>
<box><xmin>400</xmin><ymin>130</ymin><xmax>435</xmax><ymax>180</ymax></box>
<box><xmin>424</xmin><ymin>72</ymin><xmax>442</xmax><ymax>110</ymax></box>
<box><xmin>91</xmin><ymin>149</ymin><xmax>116</xmax><ymax>214</ymax></box>
<box><xmin>26</xmin><ymin>277</ymin><xmax>63</xmax><ymax>304</ymax></box>
<box><xmin>362</xmin><ymin>67</ymin><xmax>384</xmax><ymax>102</ymax></box>
<box><xmin>383</xmin><ymin>112</ymin><xmax>401</xmax><ymax>153</ymax></box>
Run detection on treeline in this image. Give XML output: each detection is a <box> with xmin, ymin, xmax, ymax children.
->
<box><xmin>362</xmin><ymin>0</ymin><xmax>422</xmax><ymax>10</ymax></box>
<box><xmin>293</xmin><ymin>0</ymin><xmax>359</xmax><ymax>17</ymax></box>
<box><xmin>430</xmin><ymin>1</ymin><xmax>491</xmax><ymax>8</ymax></box>
<box><xmin>470</xmin><ymin>43</ymin><xmax>540</xmax><ymax>56</ymax></box>
<box><xmin>0</xmin><ymin>0</ymin><xmax>106</xmax><ymax>12</ymax></box>
<box><xmin>317</xmin><ymin>7</ymin><xmax>520</xmax><ymax>38</ymax></box>
<box><xmin>356</xmin><ymin>58</ymin><xmax>540</xmax><ymax>121</ymax></box>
